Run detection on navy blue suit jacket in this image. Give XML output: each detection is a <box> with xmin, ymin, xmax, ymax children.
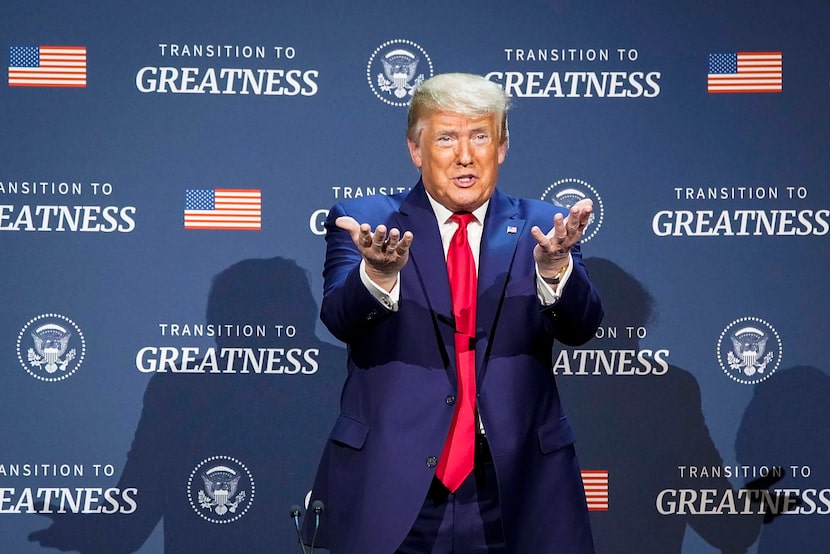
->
<box><xmin>304</xmin><ymin>181</ymin><xmax>603</xmax><ymax>553</ymax></box>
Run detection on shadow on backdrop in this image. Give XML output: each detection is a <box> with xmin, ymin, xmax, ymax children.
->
<box><xmin>29</xmin><ymin>257</ymin><xmax>344</xmax><ymax>552</ymax></box>
<box><xmin>736</xmin><ymin>364</ymin><xmax>830</xmax><ymax>553</ymax></box>
<box><xmin>557</xmin><ymin>257</ymin><xmax>774</xmax><ymax>554</ymax></box>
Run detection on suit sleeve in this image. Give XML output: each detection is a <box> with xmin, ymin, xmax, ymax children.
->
<box><xmin>541</xmin><ymin>242</ymin><xmax>604</xmax><ymax>346</ymax></box>
<box><xmin>320</xmin><ymin>203</ymin><xmax>396</xmax><ymax>344</ymax></box>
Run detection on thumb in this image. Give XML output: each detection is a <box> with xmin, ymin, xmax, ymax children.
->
<box><xmin>335</xmin><ymin>216</ymin><xmax>359</xmax><ymax>235</ymax></box>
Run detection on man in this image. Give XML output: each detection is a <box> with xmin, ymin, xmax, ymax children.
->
<box><xmin>303</xmin><ymin>72</ymin><xmax>603</xmax><ymax>553</ymax></box>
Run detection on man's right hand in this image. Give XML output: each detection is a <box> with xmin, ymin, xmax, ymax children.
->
<box><xmin>336</xmin><ymin>216</ymin><xmax>414</xmax><ymax>292</ymax></box>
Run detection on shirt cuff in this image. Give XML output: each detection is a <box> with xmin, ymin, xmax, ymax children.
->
<box><xmin>536</xmin><ymin>253</ymin><xmax>574</xmax><ymax>305</ymax></box>
<box><xmin>360</xmin><ymin>259</ymin><xmax>400</xmax><ymax>311</ymax></box>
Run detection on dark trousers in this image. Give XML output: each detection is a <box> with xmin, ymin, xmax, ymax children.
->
<box><xmin>396</xmin><ymin>437</ymin><xmax>507</xmax><ymax>553</ymax></box>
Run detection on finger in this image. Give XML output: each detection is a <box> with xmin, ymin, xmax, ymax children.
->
<box><xmin>572</xmin><ymin>198</ymin><xmax>593</xmax><ymax>211</ymax></box>
<box><xmin>531</xmin><ymin>225</ymin><xmax>545</xmax><ymax>243</ymax></box>
<box><xmin>566</xmin><ymin>203</ymin><xmax>593</xmax><ymax>233</ymax></box>
<box><xmin>357</xmin><ymin>223</ymin><xmax>374</xmax><ymax>247</ymax></box>
<box><xmin>531</xmin><ymin>225</ymin><xmax>554</xmax><ymax>249</ymax></box>
<box><xmin>536</xmin><ymin>226</ymin><xmax>567</xmax><ymax>254</ymax></box>
<box><xmin>371</xmin><ymin>225</ymin><xmax>388</xmax><ymax>248</ymax></box>
<box><xmin>554</xmin><ymin>213</ymin><xmax>568</xmax><ymax>242</ymax></box>
<box><xmin>566</xmin><ymin>210</ymin><xmax>580</xmax><ymax>234</ymax></box>
<box><xmin>395</xmin><ymin>231</ymin><xmax>414</xmax><ymax>253</ymax></box>
<box><xmin>335</xmin><ymin>216</ymin><xmax>359</xmax><ymax>234</ymax></box>
<box><xmin>573</xmin><ymin>200</ymin><xmax>593</xmax><ymax>226</ymax></box>
<box><xmin>384</xmin><ymin>228</ymin><xmax>401</xmax><ymax>251</ymax></box>
<box><xmin>544</xmin><ymin>214</ymin><xmax>563</xmax><ymax>239</ymax></box>
<box><xmin>335</xmin><ymin>216</ymin><xmax>370</xmax><ymax>248</ymax></box>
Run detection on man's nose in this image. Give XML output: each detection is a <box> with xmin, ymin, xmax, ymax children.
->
<box><xmin>455</xmin><ymin>139</ymin><xmax>473</xmax><ymax>165</ymax></box>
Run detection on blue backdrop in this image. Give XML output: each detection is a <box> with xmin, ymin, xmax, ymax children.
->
<box><xmin>2</xmin><ymin>0</ymin><xmax>828</xmax><ymax>552</ymax></box>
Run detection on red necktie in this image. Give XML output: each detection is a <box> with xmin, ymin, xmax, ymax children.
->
<box><xmin>435</xmin><ymin>212</ymin><xmax>477</xmax><ymax>492</ymax></box>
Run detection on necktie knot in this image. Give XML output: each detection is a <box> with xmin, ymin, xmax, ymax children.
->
<box><xmin>450</xmin><ymin>212</ymin><xmax>475</xmax><ymax>228</ymax></box>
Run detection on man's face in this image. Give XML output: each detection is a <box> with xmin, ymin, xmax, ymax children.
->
<box><xmin>407</xmin><ymin>111</ymin><xmax>507</xmax><ymax>213</ymax></box>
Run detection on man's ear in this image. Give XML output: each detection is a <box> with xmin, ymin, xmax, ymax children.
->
<box><xmin>407</xmin><ymin>138</ymin><xmax>422</xmax><ymax>169</ymax></box>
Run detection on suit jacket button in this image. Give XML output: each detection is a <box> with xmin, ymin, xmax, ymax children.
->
<box><xmin>445</xmin><ymin>395</ymin><xmax>456</xmax><ymax>406</ymax></box>
<box><xmin>426</xmin><ymin>456</ymin><xmax>438</xmax><ymax>468</ymax></box>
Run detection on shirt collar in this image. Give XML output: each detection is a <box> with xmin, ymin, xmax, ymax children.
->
<box><xmin>424</xmin><ymin>191</ymin><xmax>489</xmax><ymax>226</ymax></box>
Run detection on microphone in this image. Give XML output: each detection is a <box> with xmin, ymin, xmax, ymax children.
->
<box><xmin>289</xmin><ymin>505</ymin><xmax>308</xmax><ymax>554</ymax></box>
<box><xmin>308</xmin><ymin>500</ymin><xmax>324</xmax><ymax>554</ymax></box>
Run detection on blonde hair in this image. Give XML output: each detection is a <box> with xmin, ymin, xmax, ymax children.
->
<box><xmin>407</xmin><ymin>73</ymin><xmax>510</xmax><ymax>147</ymax></box>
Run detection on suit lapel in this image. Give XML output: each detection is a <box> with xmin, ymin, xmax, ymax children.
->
<box><xmin>476</xmin><ymin>190</ymin><xmax>524</xmax><ymax>381</ymax></box>
<box><xmin>391</xmin><ymin>183</ymin><xmax>456</xmax><ymax>378</ymax></box>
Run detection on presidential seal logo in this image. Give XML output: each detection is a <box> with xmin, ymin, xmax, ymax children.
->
<box><xmin>17</xmin><ymin>313</ymin><xmax>86</xmax><ymax>382</ymax></box>
<box><xmin>188</xmin><ymin>455</ymin><xmax>255</xmax><ymax>524</ymax></box>
<box><xmin>717</xmin><ymin>317</ymin><xmax>782</xmax><ymax>385</ymax></box>
<box><xmin>540</xmin><ymin>178</ymin><xmax>604</xmax><ymax>243</ymax></box>
<box><xmin>367</xmin><ymin>39</ymin><xmax>433</xmax><ymax>107</ymax></box>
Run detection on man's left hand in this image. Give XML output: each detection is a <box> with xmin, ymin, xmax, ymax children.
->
<box><xmin>531</xmin><ymin>199</ymin><xmax>593</xmax><ymax>277</ymax></box>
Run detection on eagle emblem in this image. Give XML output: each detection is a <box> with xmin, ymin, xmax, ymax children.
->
<box><xmin>377</xmin><ymin>49</ymin><xmax>423</xmax><ymax>99</ymax></box>
<box><xmin>28</xmin><ymin>323</ymin><xmax>75</xmax><ymax>374</ymax></box>
<box><xmin>367</xmin><ymin>40</ymin><xmax>433</xmax><ymax>106</ymax></box>
<box><xmin>727</xmin><ymin>327</ymin><xmax>773</xmax><ymax>376</ymax></box>
<box><xmin>188</xmin><ymin>456</ymin><xmax>255</xmax><ymax>523</ymax></box>
<box><xmin>198</xmin><ymin>465</ymin><xmax>246</xmax><ymax>516</ymax></box>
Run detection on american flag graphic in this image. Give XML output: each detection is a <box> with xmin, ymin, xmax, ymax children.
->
<box><xmin>581</xmin><ymin>470</ymin><xmax>609</xmax><ymax>511</ymax></box>
<box><xmin>184</xmin><ymin>189</ymin><xmax>262</xmax><ymax>230</ymax></box>
<box><xmin>8</xmin><ymin>46</ymin><xmax>87</xmax><ymax>87</ymax></box>
<box><xmin>707</xmin><ymin>52</ymin><xmax>782</xmax><ymax>93</ymax></box>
